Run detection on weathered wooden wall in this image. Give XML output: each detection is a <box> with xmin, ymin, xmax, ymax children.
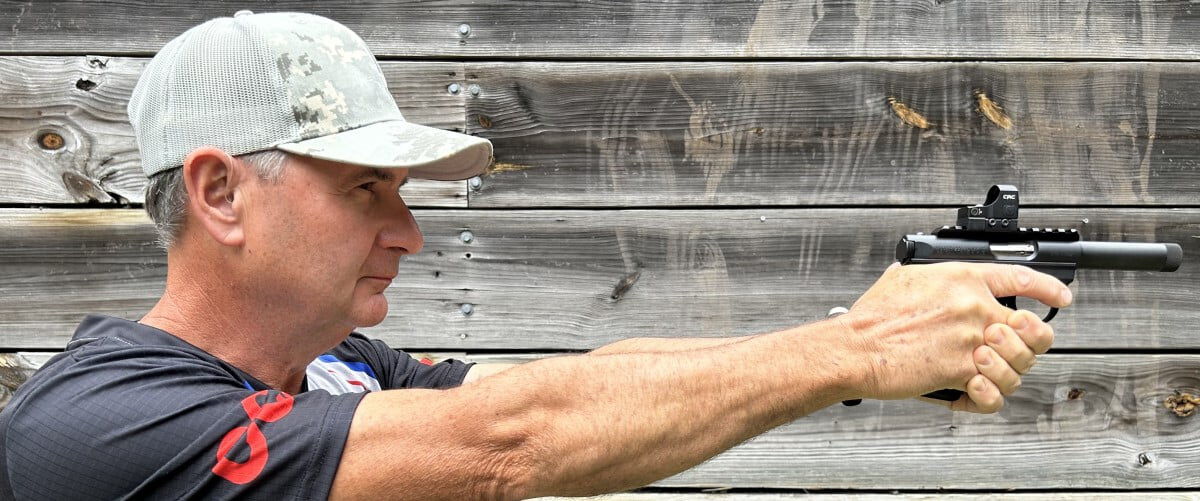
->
<box><xmin>2</xmin><ymin>0</ymin><xmax>1199</xmax><ymax>497</ymax></box>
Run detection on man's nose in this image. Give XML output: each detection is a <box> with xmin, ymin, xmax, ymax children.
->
<box><xmin>377</xmin><ymin>195</ymin><xmax>424</xmax><ymax>255</ymax></box>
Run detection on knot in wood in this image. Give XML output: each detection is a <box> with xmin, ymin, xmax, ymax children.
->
<box><xmin>610</xmin><ymin>270</ymin><xmax>641</xmax><ymax>301</ymax></box>
<box><xmin>75</xmin><ymin>79</ymin><xmax>98</xmax><ymax>92</ymax></box>
<box><xmin>886</xmin><ymin>97</ymin><xmax>929</xmax><ymax>129</ymax></box>
<box><xmin>39</xmin><ymin>131</ymin><xmax>64</xmax><ymax>150</ymax></box>
<box><xmin>1164</xmin><ymin>390</ymin><xmax>1200</xmax><ymax>417</ymax></box>
<box><xmin>975</xmin><ymin>90</ymin><xmax>1013</xmax><ymax>130</ymax></box>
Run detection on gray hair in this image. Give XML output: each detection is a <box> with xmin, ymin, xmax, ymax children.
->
<box><xmin>143</xmin><ymin>149</ymin><xmax>291</xmax><ymax>249</ymax></box>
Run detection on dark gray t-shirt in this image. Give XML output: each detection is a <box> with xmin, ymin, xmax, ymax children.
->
<box><xmin>0</xmin><ymin>315</ymin><xmax>473</xmax><ymax>500</ymax></box>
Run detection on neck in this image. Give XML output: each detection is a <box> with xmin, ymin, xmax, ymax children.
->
<box><xmin>140</xmin><ymin>245</ymin><xmax>348</xmax><ymax>394</ymax></box>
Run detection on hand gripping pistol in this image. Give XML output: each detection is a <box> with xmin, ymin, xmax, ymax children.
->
<box><xmin>838</xmin><ymin>185</ymin><xmax>1183</xmax><ymax>406</ymax></box>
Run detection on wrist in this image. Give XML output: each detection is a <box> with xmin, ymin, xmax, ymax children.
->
<box><xmin>769</xmin><ymin>316</ymin><xmax>877</xmax><ymax>405</ymax></box>
<box><xmin>827</xmin><ymin>313</ymin><xmax>880</xmax><ymax>401</ymax></box>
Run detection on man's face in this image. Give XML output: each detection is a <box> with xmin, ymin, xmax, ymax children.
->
<box><xmin>238</xmin><ymin>155</ymin><xmax>423</xmax><ymax>333</ymax></box>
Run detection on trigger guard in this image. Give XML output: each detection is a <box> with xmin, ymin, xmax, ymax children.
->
<box><xmin>1042</xmin><ymin>307</ymin><xmax>1059</xmax><ymax>322</ymax></box>
<box><xmin>998</xmin><ymin>296</ymin><xmax>1059</xmax><ymax>323</ymax></box>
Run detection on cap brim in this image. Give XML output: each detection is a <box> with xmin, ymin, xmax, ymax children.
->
<box><xmin>276</xmin><ymin>120</ymin><xmax>493</xmax><ymax>181</ymax></box>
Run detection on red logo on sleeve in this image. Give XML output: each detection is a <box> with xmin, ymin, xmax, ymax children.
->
<box><xmin>212</xmin><ymin>390</ymin><xmax>295</xmax><ymax>484</ymax></box>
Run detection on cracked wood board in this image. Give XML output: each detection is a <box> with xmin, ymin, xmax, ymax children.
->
<box><xmin>0</xmin><ymin>208</ymin><xmax>1194</xmax><ymax>350</ymax></box>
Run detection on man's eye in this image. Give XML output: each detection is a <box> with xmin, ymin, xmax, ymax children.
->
<box><xmin>357</xmin><ymin>182</ymin><xmax>376</xmax><ymax>192</ymax></box>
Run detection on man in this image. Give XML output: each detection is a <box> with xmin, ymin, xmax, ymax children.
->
<box><xmin>0</xmin><ymin>11</ymin><xmax>1070</xmax><ymax>501</ymax></box>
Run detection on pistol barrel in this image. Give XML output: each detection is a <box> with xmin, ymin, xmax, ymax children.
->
<box><xmin>900</xmin><ymin>235</ymin><xmax>1182</xmax><ymax>272</ymax></box>
<box><xmin>1076</xmin><ymin>241</ymin><xmax>1182</xmax><ymax>272</ymax></box>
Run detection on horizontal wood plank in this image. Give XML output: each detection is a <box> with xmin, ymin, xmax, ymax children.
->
<box><xmin>466</xmin><ymin>61</ymin><xmax>1200</xmax><ymax>207</ymax></box>
<box><xmin>2</xmin><ymin>2</ymin><xmax>1199</xmax><ymax>60</ymax></box>
<box><xmin>1</xmin><ymin>208</ymin><xmax>1195</xmax><ymax>350</ymax></box>
<box><xmin>0</xmin><ymin>56</ymin><xmax>468</xmax><ymax>206</ymax></box>
<box><xmin>9</xmin><ymin>57</ymin><xmax>1200</xmax><ymax>207</ymax></box>
<box><xmin>5</xmin><ymin>351</ymin><xmax>1200</xmax><ymax>489</ymax></box>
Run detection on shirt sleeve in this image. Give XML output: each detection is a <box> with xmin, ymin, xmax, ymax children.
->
<box><xmin>341</xmin><ymin>333</ymin><xmax>475</xmax><ymax>390</ymax></box>
<box><xmin>1</xmin><ymin>340</ymin><xmax>363</xmax><ymax>501</ymax></box>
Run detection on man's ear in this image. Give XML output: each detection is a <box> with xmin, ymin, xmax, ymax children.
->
<box><xmin>181</xmin><ymin>146</ymin><xmax>246</xmax><ymax>247</ymax></box>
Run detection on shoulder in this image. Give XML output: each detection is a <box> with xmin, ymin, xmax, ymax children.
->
<box><xmin>1</xmin><ymin>333</ymin><xmax>363</xmax><ymax>499</ymax></box>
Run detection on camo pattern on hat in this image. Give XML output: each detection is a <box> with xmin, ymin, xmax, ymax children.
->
<box><xmin>127</xmin><ymin>11</ymin><xmax>492</xmax><ymax>181</ymax></box>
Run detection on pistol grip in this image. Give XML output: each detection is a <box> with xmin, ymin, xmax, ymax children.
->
<box><xmin>922</xmin><ymin>389</ymin><xmax>963</xmax><ymax>402</ymax></box>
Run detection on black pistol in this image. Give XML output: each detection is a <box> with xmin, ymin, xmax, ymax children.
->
<box><xmin>841</xmin><ymin>185</ymin><xmax>1183</xmax><ymax>406</ymax></box>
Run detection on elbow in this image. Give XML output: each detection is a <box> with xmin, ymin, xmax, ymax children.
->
<box><xmin>472</xmin><ymin>405</ymin><xmax>545</xmax><ymax>500</ymax></box>
<box><xmin>486</xmin><ymin>464</ymin><xmax>535</xmax><ymax>501</ymax></box>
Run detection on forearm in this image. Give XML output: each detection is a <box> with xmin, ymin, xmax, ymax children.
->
<box><xmin>471</xmin><ymin>317</ymin><xmax>866</xmax><ymax>498</ymax></box>
<box><xmin>587</xmin><ymin>334</ymin><xmax>759</xmax><ymax>356</ymax></box>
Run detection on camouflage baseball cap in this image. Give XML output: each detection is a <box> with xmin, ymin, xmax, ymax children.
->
<box><xmin>127</xmin><ymin>10</ymin><xmax>492</xmax><ymax>181</ymax></box>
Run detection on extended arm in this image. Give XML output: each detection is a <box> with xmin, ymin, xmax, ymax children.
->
<box><xmin>331</xmin><ymin>317</ymin><xmax>861</xmax><ymax>500</ymax></box>
<box><xmin>330</xmin><ymin>262</ymin><xmax>1068</xmax><ymax>500</ymax></box>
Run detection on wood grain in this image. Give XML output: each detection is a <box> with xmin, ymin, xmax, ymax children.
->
<box><xmin>0</xmin><ymin>353</ymin><xmax>49</xmax><ymax>409</ymax></box>
<box><xmin>465</xmin><ymin>61</ymin><xmax>1200</xmax><ymax>207</ymax></box>
<box><xmin>2</xmin><ymin>1</ymin><xmax>1198</xmax><ymax>60</ymax></box>
<box><xmin>9</xmin><ymin>58</ymin><xmax>1200</xmax><ymax>208</ymax></box>
<box><xmin>0</xmin><ymin>56</ymin><xmax>469</xmax><ymax>206</ymax></box>
<box><xmin>2</xmin><ymin>208</ymin><xmax>1194</xmax><ymax>350</ymax></box>
<box><xmin>5</xmin><ymin>351</ymin><xmax>1200</xmax><ymax>490</ymax></box>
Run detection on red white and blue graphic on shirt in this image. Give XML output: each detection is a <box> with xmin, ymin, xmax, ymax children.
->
<box><xmin>304</xmin><ymin>354</ymin><xmax>381</xmax><ymax>394</ymax></box>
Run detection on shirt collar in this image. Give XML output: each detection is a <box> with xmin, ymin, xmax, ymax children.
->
<box><xmin>67</xmin><ymin>314</ymin><xmax>198</xmax><ymax>351</ymax></box>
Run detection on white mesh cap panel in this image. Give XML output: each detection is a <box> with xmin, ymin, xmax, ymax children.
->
<box><xmin>126</xmin><ymin>33</ymin><xmax>186</xmax><ymax>176</ymax></box>
<box><xmin>129</xmin><ymin>17</ymin><xmax>297</xmax><ymax>176</ymax></box>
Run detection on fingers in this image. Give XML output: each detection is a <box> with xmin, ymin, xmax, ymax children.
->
<box><xmin>1007</xmin><ymin>309</ymin><xmax>1055</xmax><ymax>355</ymax></box>
<box><xmin>977</xmin><ymin>263</ymin><xmax>1073</xmax><ymax>309</ymax></box>
<box><xmin>974</xmin><ymin>344</ymin><xmax>1021</xmax><ymax>395</ymax></box>
<box><xmin>984</xmin><ymin>322</ymin><xmax>1037</xmax><ymax>375</ymax></box>
<box><xmin>951</xmin><ymin>374</ymin><xmax>1004</xmax><ymax>413</ymax></box>
<box><xmin>950</xmin><ymin>323</ymin><xmax>1035</xmax><ymax>413</ymax></box>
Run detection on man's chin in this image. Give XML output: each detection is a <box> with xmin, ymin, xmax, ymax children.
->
<box><xmin>349</xmin><ymin>294</ymin><xmax>390</xmax><ymax>328</ymax></box>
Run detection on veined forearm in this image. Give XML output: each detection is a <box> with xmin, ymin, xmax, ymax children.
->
<box><xmin>586</xmin><ymin>334</ymin><xmax>759</xmax><ymax>356</ymax></box>
<box><xmin>471</xmin><ymin>317</ymin><xmax>864</xmax><ymax>498</ymax></box>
